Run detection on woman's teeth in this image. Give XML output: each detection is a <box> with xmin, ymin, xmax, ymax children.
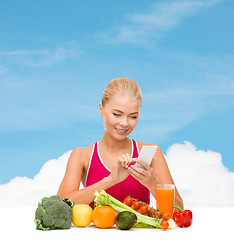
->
<box><xmin>116</xmin><ymin>128</ymin><xmax>127</xmax><ymax>133</ymax></box>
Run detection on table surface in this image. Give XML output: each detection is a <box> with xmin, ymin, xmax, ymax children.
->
<box><xmin>0</xmin><ymin>207</ymin><xmax>232</xmax><ymax>240</ymax></box>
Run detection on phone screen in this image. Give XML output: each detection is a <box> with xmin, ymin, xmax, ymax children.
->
<box><xmin>136</xmin><ymin>145</ymin><xmax>157</xmax><ymax>169</ymax></box>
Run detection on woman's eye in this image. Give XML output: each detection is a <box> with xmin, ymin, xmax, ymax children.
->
<box><xmin>113</xmin><ymin>113</ymin><xmax>121</xmax><ymax>117</ymax></box>
<box><xmin>131</xmin><ymin>116</ymin><xmax>138</xmax><ymax>119</ymax></box>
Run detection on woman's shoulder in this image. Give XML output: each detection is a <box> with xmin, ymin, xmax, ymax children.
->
<box><xmin>71</xmin><ymin>143</ymin><xmax>95</xmax><ymax>158</ymax></box>
<box><xmin>67</xmin><ymin>143</ymin><xmax>95</xmax><ymax>168</ymax></box>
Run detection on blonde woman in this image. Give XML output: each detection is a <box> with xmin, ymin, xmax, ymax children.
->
<box><xmin>57</xmin><ymin>78</ymin><xmax>184</xmax><ymax>211</ymax></box>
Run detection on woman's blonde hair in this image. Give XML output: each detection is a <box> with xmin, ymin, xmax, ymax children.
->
<box><xmin>101</xmin><ymin>77</ymin><xmax>142</xmax><ymax>107</ymax></box>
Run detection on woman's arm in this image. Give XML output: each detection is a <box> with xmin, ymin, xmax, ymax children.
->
<box><xmin>57</xmin><ymin>147</ymin><xmax>116</xmax><ymax>205</ymax></box>
<box><xmin>57</xmin><ymin>147</ymin><xmax>134</xmax><ymax>205</ymax></box>
<box><xmin>152</xmin><ymin>146</ymin><xmax>184</xmax><ymax>210</ymax></box>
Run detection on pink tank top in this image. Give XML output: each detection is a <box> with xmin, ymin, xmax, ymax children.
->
<box><xmin>85</xmin><ymin>139</ymin><xmax>150</xmax><ymax>208</ymax></box>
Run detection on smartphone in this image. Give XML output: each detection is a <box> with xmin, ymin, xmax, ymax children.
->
<box><xmin>136</xmin><ymin>145</ymin><xmax>157</xmax><ymax>169</ymax></box>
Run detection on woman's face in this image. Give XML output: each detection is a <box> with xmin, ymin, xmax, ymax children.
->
<box><xmin>99</xmin><ymin>94</ymin><xmax>141</xmax><ymax>141</ymax></box>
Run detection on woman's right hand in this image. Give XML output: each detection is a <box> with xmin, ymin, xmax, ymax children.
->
<box><xmin>108</xmin><ymin>153</ymin><xmax>135</xmax><ymax>184</ymax></box>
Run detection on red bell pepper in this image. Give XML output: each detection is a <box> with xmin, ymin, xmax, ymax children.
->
<box><xmin>172</xmin><ymin>206</ymin><xmax>192</xmax><ymax>227</ymax></box>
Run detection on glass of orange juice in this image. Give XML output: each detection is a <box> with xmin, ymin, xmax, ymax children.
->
<box><xmin>156</xmin><ymin>184</ymin><xmax>175</xmax><ymax>217</ymax></box>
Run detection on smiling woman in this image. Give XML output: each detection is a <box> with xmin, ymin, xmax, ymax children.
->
<box><xmin>99</xmin><ymin>93</ymin><xmax>140</xmax><ymax>141</ymax></box>
<box><xmin>101</xmin><ymin>79</ymin><xmax>141</xmax><ymax>138</ymax></box>
<box><xmin>57</xmin><ymin>77</ymin><xmax>184</xmax><ymax>211</ymax></box>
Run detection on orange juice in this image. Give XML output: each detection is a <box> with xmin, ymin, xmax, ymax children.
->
<box><xmin>156</xmin><ymin>184</ymin><xmax>175</xmax><ymax>217</ymax></box>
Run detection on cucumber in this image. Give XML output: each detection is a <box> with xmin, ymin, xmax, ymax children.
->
<box><xmin>115</xmin><ymin>211</ymin><xmax>137</xmax><ymax>230</ymax></box>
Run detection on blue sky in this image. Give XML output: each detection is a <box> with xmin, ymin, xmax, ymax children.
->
<box><xmin>0</xmin><ymin>0</ymin><xmax>234</xmax><ymax>184</ymax></box>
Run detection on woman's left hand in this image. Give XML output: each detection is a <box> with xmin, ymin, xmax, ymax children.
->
<box><xmin>128</xmin><ymin>159</ymin><xmax>158</xmax><ymax>190</ymax></box>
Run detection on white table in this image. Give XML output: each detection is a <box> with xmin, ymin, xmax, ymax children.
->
<box><xmin>0</xmin><ymin>207</ymin><xmax>232</xmax><ymax>240</ymax></box>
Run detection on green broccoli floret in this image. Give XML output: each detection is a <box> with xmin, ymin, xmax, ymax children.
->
<box><xmin>34</xmin><ymin>195</ymin><xmax>74</xmax><ymax>231</ymax></box>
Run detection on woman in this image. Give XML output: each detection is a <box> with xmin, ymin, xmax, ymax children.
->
<box><xmin>57</xmin><ymin>77</ymin><xmax>184</xmax><ymax>210</ymax></box>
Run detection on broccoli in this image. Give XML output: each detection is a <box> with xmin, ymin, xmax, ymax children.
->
<box><xmin>34</xmin><ymin>195</ymin><xmax>74</xmax><ymax>231</ymax></box>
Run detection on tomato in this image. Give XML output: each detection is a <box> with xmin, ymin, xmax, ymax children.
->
<box><xmin>148</xmin><ymin>208</ymin><xmax>157</xmax><ymax>217</ymax></box>
<box><xmin>148</xmin><ymin>208</ymin><xmax>154</xmax><ymax>217</ymax></box>
<box><xmin>123</xmin><ymin>197</ymin><xmax>133</xmax><ymax>206</ymax></box>
<box><xmin>131</xmin><ymin>201</ymin><xmax>141</xmax><ymax>210</ymax></box>
<box><xmin>155</xmin><ymin>210</ymin><xmax>163</xmax><ymax>219</ymax></box>
<box><xmin>160</xmin><ymin>220</ymin><xmax>169</xmax><ymax>230</ymax></box>
<box><xmin>139</xmin><ymin>205</ymin><xmax>149</xmax><ymax>215</ymax></box>
<box><xmin>162</xmin><ymin>213</ymin><xmax>171</xmax><ymax>221</ymax></box>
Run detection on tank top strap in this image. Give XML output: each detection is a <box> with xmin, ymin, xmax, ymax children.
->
<box><xmin>92</xmin><ymin>142</ymin><xmax>98</xmax><ymax>161</ymax></box>
<box><xmin>87</xmin><ymin>142</ymin><xmax>99</xmax><ymax>167</ymax></box>
<box><xmin>131</xmin><ymin>139</ymin><xmax>139</xmax><ymax>158</ymax></box>
<box><xmin>85</xmin><ymin>142</ymin><xmax>99</xmax><ymax>187</ymax></box>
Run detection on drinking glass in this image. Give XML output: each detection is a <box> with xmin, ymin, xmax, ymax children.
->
<box><xmin>156</xmin><ymin>184</ymin><xmax>175</xmax><ymax>217</ymax></box>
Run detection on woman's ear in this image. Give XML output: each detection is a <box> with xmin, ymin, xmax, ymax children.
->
<box><xmin>99</xmin><ymin>102</ymin><xmax>103</xmax><ymax>117</ymax></box>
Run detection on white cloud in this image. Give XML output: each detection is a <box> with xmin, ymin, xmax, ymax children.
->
<box><xmin>98</xmin><ymin>0</ymin><xmax>223</xmax><ymax>45</ymax></box>
<box><xmin>166</xmin><ymin>141</ymin><xmax>234</xmax><ymax>207</ymax></box>
<box><xmin>0</xmin><ymin>141</ymin><xmax>233</xmax><ymax>208</ymax></box>
<box><xmin>0</xmin><ymin>151</ymin><xmax>72</xmax><ymax>208</ymax></box>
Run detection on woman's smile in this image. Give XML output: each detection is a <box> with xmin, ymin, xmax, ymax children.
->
<box><xmin>115</xmin><ymin>127</ymin><xmax>128</xmax><ymax>134</ymax></box>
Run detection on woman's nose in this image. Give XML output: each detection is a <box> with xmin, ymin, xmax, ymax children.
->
<box><xmin>119</xmin><ymin>117</ymin><xmax>128</xmax><ymax>126</ymax></box>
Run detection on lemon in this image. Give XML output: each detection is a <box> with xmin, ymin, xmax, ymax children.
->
<box><xmin>72</xmin><ymin>204</ymin><xmax>93</xmax><ymax>227</ymax></box>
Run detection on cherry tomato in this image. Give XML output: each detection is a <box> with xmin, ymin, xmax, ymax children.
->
<box><xmin>162</xmin><ymin>213</ymin><xmax>171</xmax><ymax>221</ymax></box>
<box><xmin>123</xmin><ymin>197</ymin><xmax>133</xmax><ymax>206</ymax></box>
<box><xmin>155</xmin><ymin>210</ymin><xmax>163</xmax><ymax>219</ymax></box>
<box><xmin>160</xmin><ymin>220</ymin><xmax>169</xmax><ymax>230</ymax></box>
<box><xmin>139</xmin><ymin>205</ymin><xmax>149</xmax><ymax>215</ymax></box>
<box><xmin>131</xmin><ymin>201</ymin><xmax>141</xmax><ymax>210</ymax></box>
<box><xmin>148</xmin><ymin>208</ymin><xmax>156</xmax><ymax>217</ymax></box>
